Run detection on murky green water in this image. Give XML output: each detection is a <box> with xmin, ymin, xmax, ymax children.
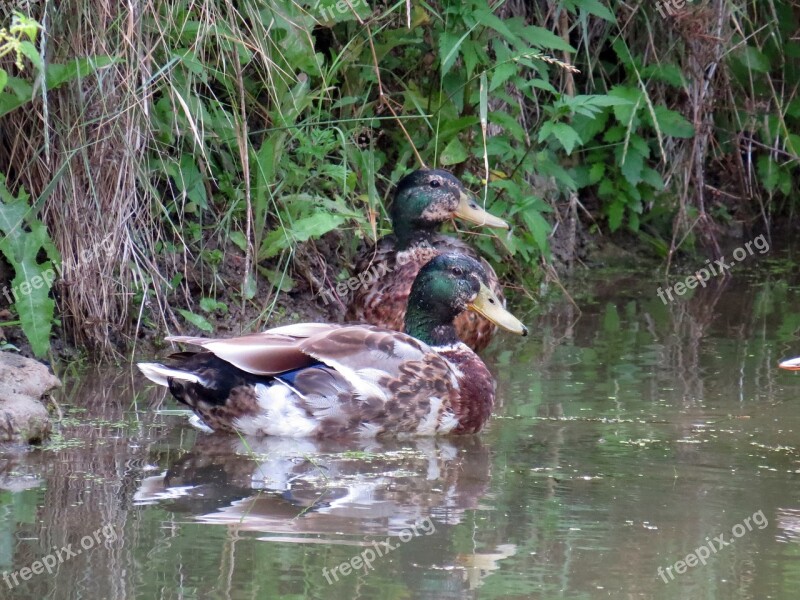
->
<box><xmin>2</xmin><ymin>248</ymin><xmax>800</xmax><ymax>599</ymax></box>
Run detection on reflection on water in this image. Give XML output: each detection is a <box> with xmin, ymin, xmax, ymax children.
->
<box><xmin>135</xmin><ymin>435</ymin><xmax>492</xmax><ymax>538</ymax></box>
<box><xmin>1</xmin><ymin>248</ymin><xmax>800</xmax><ymax>599</ymax></box>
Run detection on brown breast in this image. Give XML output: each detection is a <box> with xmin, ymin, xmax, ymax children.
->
<box><xmin>438</xmin><ymin>347</ymin><xmax>496</xmax><ymax>434</ymax></box>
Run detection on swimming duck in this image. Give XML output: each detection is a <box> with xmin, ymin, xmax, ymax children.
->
<box><xmin>346</xmin><ymin>169</ymin><xmax>508</xmax><ymax>352</ymax></box>
<box><xmin>138</xmin><ymin>253</ymin><xmax>527</xmax><ymax>438</ymax></box>
<box><xmin>779</xmin><ymin>357</ymin><xmax>800</xmax><ymax>370</ymax></box>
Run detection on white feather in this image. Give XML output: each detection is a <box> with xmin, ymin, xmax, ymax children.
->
<box><xmin>437</xmin><ymin>411</ymin><xmax>460</xmax><ymax>434</ymax></box>
<box><xmin>356</xmin><ymin>422</ymin><xmax>384</xmax><ymax>438</ymax></box>
<box><xmin>305</xmin><ymin>394</ymin><xmax>345</xmax><ymax>420</ymax></box>
<box><xmin>392</xmin><ymin>339</ymin><xmax>427</xmax><ymax>360</ymax></box>
<box><xmin>319</xmin><ymin>359</ymin><xmax>389</xmax><ymax>402</ymax></box>
<box><xmin>232</xmin><ymin>384</ymin><xmax>318</xmax><ymax>437</ymax></box>
<box><xmin>266</xmin><ymin>323</ymin><xmax>337</xmax><ymax>337</ymax></box>
<box><xmin>137</xmin><ymin>363</ymin><xmax>204</xmax><ymax>387</ymax></box>
<box><xmin>416</xmin><ymin>396</ymin><xmax>443</xmax><ymax>436</ymax></box>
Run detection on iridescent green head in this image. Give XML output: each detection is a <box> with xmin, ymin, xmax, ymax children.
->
<box><xmin>390</xmin><ymin>169</ymin><xmax>508</xmax><ymax>249</ymax></box>
<box><xmin>404</xmin><ymin>253</ymin><xmax>527</xmax><ymax>347</ymax></box>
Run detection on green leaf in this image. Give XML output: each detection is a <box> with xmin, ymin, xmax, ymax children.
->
<box><xmin>589</xmin><ymin>163</ymin><xmax>605</xmax><ymax>185</ymax></box>
<box><xmin>460</xmin><ymin>40</ymin><xmax>480</xmax><ymax>76</ymax></box>
<box><xmin>757</xmin><ymin>155</ymin><xmax>779</xmax><ymax>192</ymax></box>
<box><xmin>258</xmin><ymin>212</ymin><xmax>346</xmax><ymax>260</ymax></box>
<box><xmin>607</xmin><ymin>200</ymin><xmax>625</xmax><ymax>231</ymax></box>
<box><xmin>737</xmin><ymin>46</ymin><xmax>770</xmax><ymax>73</ymax></box>
<box><xmin>577</xmin><ymin>0</ymin><xmax>616</xmax><ymax>22</ymax></box>
<box><xmin>439</xmin><ymin>28</ymin><xmax>475</xmax><ymax>78</ymax></box>
<box><xmin>473</xmin><ymin>9</ymin><xmax>519</xmax><ymax>45</ymax></box>
<box><xmin>177</xmin><ymin>309</ymin><xmax>214</xmax><ymax>333</ymax></box>
<box><xmin>6</xmin><ymin>260</ymin><xmax>55</xmax><ymax>357</ymax></box>
<box><xmin>609</xmin><ymin>85</ymin><xmax>643</xmax><ymax>126</ymax></box>
<box><xmin>18</xmin><ymin>41</ymin><xmax>43</xmax><ymax>71</ymax></box>
<box><xmin>489</xmin><ymin>61</ymin><xmax>516</xmax><ymax>91</ymax></box>
<box><xmin>439</xmin><ymin>137</ymin><xmax>469</xmax><ymax>166</ymax></box>
<box><xmin>176</xmin><ymin>154</ymin><xmax>207</xmax><ymax>208</ymax></box>
<box><xmin>0</xmin><ymin>177</ymin><xmax>58</xmax><ymax>357</ymax></box>
<box><xmin>653</xmin><ymin>106</ymin><xmax>694</xmax><ymax>138</ymax></box>
<box><xmin>640</xmin><ymin>166</ymin><xmax>665</xmax><ymax>190</ymax></box>
<box><xmin>313</xmin><ymin>0</ymin><xmax>371</xmax><ymax>23</ymax></box>
<box><xmin>640</xmin><ymin>64</ymin><xmax>686</xmax><ymax>87</ymax></box>
<box><xmin>617</xmin><ymin>145</ymin><xmax>645</xmax><ymax>186</ymax></box>
<box><xmin>229</xmin><ymin>231</ymin><xmax>248</xmax><ymax>252</ymax></box>
<box><xmin>0</xmin><ymin>76</ymin><xmax>33</xmax><ymax>118</ymax></box>
<box><xmin>550</xmin><ymin>123</ymin><xmax>581</xmax><ymax>154</ymax></box>
<box><xmin>0</xmin><ymin>69</ymin><xmax>7</xmax><ymax>92</ymax></box>
<box><xmin>243</xmin><ymin>272</ymin><xmax>258</xmax><ymax>300</ymax></box>
<box><xmin>520</xmin><ymin>210</ymin><xmax>552</xmax><ymax>254</ymax></box>
<box><xmin>45</xmin><ymin>56</ymin><xmax>117</xmax><ymax>89</ymax></box>
<box><xmin>517</xmin><ymin>26</ymin><xmax>575</xmax><ymax>52</ymax></box>
<box><xmin>258</xmin><ymin>267</ymin><xmax>294</xmax><ymax>293</ymax></box>
<box><xmin>438</xmin><ymin>116</ymin><xmax>480</xmax><ymax>140</ymax></box>
<box><xmin>200</xmin><ymin>297</ymin><xmax>227</xmax><ymax>313</ymax></box>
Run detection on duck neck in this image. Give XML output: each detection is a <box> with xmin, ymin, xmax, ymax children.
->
<box><xmin>404</xmin><ymin>303</ymin><xmax>460</xmax><ymax>347</ymax></box>
<box><xmin>394</xmin><ymin>222</ymin><xmax>437</xmax><ymax>251</ymax></box>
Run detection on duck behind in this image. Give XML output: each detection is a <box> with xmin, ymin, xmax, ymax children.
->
<box><xmin>347</xmin><ymin>169</ymin><xmax>509</xmax><ymax>352</ymax></box>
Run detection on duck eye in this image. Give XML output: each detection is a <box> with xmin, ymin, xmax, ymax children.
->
<box><xmin>429</xmin><ymin>180</ymin><xmax>440</xmax><ymax>188</ymax></box>
<box><xmin>451</xmin><ymin>267</ymin><xmax>464</xmax><ymax>276</ymax></box>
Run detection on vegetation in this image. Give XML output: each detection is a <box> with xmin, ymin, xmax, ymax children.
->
<box><xmin>0</xmin><ymin>1</ymin><xmax>797</xmax><ymax>358</ymax></box>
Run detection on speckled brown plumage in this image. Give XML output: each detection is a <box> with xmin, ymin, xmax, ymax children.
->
<box><xmin>346</xmin><ymin>234</ymin><xmax>504</xmax><ymax>352</ymax></box>
<box><xmin>142</xmin><ymin>324</ymin><xmax>493</xmax><ymax>438</ymax></box>
<box><xmin>138</xmin><ymin>253</ymin><xmax>527</xmax><ymax>439</ymax></box>
<box><xmin>437</xmin><ymin>348</ymin><xmax>496</xmax><ymax>434</ymax></box>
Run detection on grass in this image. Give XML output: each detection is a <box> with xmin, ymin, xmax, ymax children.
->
<box><xmin>0</xmin><ymin>0</ymin><xmax>797</xmax><ymax>359</ymax></box>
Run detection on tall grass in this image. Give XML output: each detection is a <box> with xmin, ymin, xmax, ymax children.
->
<box><xmin>0</xmin><ymin>0</ymin><xmax>797</xmax><ymax>358</ymax></box>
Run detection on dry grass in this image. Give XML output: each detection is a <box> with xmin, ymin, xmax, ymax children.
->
<box><xmin>0</xmin><ymin>0</ymin><xmax>795</xmax><ymax>359</ymax></box>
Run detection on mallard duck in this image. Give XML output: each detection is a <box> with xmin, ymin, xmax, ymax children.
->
<box><xmin>346</xmin><ymin>169</ymin><xmax>508</xmax><ymax>352</ymax></box>
<box><xmin>138</xmin><ymin>253</ymin><xmax>527</xmax><ymax>438</ymax></box>
<box><xmin>779</xmin><ymin>357</ymin><xmax>800</xmax><ymax>370</ymax></box>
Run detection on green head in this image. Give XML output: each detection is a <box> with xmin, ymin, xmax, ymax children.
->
<box><xmin>404</xmin><ymin>253</ymin><xmax>527</xmax><ymax>347</ymax></box>
<box><xmin>390</xmin><ymin>169</ymin><xmax>509</xmax><ymax>249</ymax></box>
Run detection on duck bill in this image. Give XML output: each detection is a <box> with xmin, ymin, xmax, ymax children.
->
<box><xmin>467</xmin><ymin>283</ymin><xmax>528</xmax><ymax>336</ymax></box>
<box><xmin>779</xmin><ymin>357</ymin><xmax>800</xmax><ymax>371</ymax></box>
<box><xmin>454</xmin><ymin>191</ymin><xmax>509</xmax><ymax>229</ymax></box>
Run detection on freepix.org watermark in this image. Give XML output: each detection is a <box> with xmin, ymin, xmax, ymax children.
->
<box><xmin>0</xmin><ymin>236</ymin><xmax>114</xmax><ymax>306</ymax></box>
<box><xmin>656</xmin><ymin>234</ymin><xmax>769</xmax><ymax>305</ymax></box>
<box><xmin>655</xmin><ymin>0</ymin><xmax>700</xmax><ymax>18</ymax></box>
<box><xmin>657</xmin><ymin>509</ymin><xmax>767</xmax><ymax>583</ymax></box>
<box><xmin>312</xmin><ymin>0</ymin><xmax>368</xmax><ymax>22</ymax></box>
<box><xmin>322</xmin><ymin>517</ymin><xmax>435</xmax><ymax>584</ymax></box>
<box><xmin>318</xmin><ymin>251</ymin><xmax>417</xmax><ymax>306</ymax></box>
<box><xmin>3</xmin><ymin>524</ymin><xmax>117</xmax><ymax>589</ymax></box>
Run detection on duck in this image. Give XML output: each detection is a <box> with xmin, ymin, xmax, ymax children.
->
<box><xmin>346</xmin><ymin>169</ymin><xmax>509</xmax><ymax>352</ymax></box>
<box><xmin>779</xmin><ymin>357</ymin><xmax>800</xmax><ymax>370</ymax></box>
<box><xmin>138</xmin><ymin>253</ymin><xmax>527</xmax><ymax>438</ymax></box>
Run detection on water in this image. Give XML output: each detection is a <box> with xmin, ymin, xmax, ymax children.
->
<box><xmin>1</xmin><ymin>249</ymin><xmax>800</xmax><ymax>599</ymax></box>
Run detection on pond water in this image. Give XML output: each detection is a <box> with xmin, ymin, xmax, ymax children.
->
<box><xmin>1</xmin><ymin>246</ymin><xmax>799</xmax><ymax>599</ymax></box>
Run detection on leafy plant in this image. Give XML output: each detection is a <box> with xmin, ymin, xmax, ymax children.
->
<box><xmin>0</xmin><ymin>12</ymin><xmax>115</xmax><ymax>118</ymax></box>
<box><xmin>0</xmin><ymin>176</ymin><xmax>60</xmax><ymax>357</ymax></box>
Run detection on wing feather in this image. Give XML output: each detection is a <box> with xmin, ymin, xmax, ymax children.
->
<box><xmin>166</xmin><ymin>324</ymin><xmax>346</xmax><ymax>375</ymax></box>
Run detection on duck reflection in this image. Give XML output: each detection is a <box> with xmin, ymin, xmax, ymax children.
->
<box><xmin>136</xmin><ymin>434</ymin><xmax>492</xmax><ymax>540</ymax></box>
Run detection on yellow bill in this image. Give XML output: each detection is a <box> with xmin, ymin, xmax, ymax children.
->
<box><xmin>467</xmin><ymin>283</ymin><xmax>527</xmax><ymax>336</ymax></box>
<box><xmin>454</xmin><ymin>191</ymin><xmax>509</xmax><ymax>230</ymax></box>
